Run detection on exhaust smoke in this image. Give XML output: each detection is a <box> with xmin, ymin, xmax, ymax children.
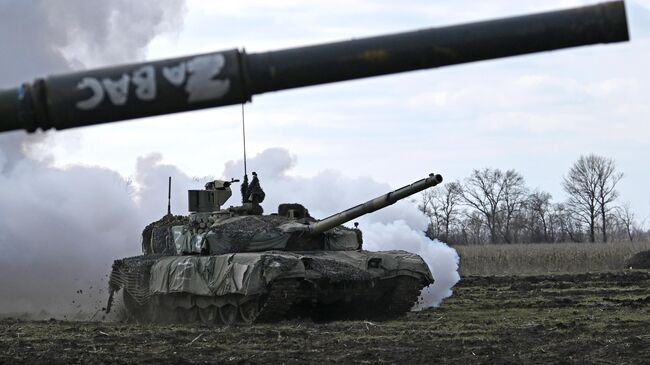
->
<box><xmin>0</xmin><ymin>0</ymin><xmax>187</xmax><ymax>317</ymax></box>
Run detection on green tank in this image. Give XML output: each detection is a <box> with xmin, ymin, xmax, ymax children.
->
<box><xmin>0</xmin><ymin>1</ymin><xmax>628</xmax><ymax>133</ymax></box>
<box><xmin>107</xmin><ymin>173</ymin><xmax>443</xmax><ymax>324</ymax></box>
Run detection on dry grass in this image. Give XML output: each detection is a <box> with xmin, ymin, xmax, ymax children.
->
<box><xmin>455</xmin><ymin>240</ymin><xmax>650</xmax><ymax>276</ymax></box>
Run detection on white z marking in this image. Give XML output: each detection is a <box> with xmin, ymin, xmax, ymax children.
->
<box><xmin>185</xmin><ymin>54</ymin><xmax>230</xmax><ymax>103</ymax></box>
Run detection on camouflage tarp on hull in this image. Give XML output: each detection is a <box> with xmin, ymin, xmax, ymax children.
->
<box><xmin>149</xmin><ymin>250</ymin><xmax>432</xmax><ymax>297</ymax></box>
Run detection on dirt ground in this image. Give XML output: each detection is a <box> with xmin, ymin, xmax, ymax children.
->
<box><xmin>1</xmin><ymin>270</ymin><xmax>649</xmax><ymax>364</ymax></box>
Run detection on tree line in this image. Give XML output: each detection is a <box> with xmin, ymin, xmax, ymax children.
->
<box><xmin>419</xmin><ymin>154</ymin><xmax>647</xmax><ymax>245</ymax></box>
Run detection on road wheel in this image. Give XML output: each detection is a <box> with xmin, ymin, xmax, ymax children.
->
<box><xmin>198</xmin><ymin>306</ymin><xmax>218</xmax><ymax>324</ymax></box>
<box><xmin>239</xmin><ymin>299</ymin><xmax>260</xmax><ymax>324</ymax></box>
<box><xmin>149</xmin><ymin>297</ymin><xmax>176</xmax><ymax>324</ymax></box>
<box><xmin>176</xmin><ymin>307</ymin><xmax>198</xmax><ymax>323</ymax></box>
<box><xmin>219</xmin><ymin>304</ymin><xmax>238</xmax><ymax>325</ymax></box>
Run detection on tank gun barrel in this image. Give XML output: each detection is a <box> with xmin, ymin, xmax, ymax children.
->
<box><xmin>307</xmin><ymin>173</ymin><xmax>443</xmax><ymax>235</ymax></box>
<box><xmin>0</xmin><ymin>1</ymin><xmax>628</xmax><ymax>133</ymax></box>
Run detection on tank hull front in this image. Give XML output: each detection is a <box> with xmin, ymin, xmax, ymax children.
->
<box><xmin>108</xmin><ymin>250</ymin><xmax>433</xmax><ymax>324</ymax></box>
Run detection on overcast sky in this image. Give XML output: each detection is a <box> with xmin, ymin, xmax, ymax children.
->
<box><xmin>36</xmin><ymin>0</ymin><xmax>650</xmax><ymax>220</ymax></box>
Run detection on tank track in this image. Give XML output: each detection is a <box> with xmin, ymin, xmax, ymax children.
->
<box><xmin>124</xmin><ymin>279</ymin><xmax>301</xmax><ymax>325</ymax></box>
<box><xmin>253</xmin><ymin>280</ymin><xmax>301</xmax><ymax>322</ymax></box>
<box><xmin>123</xmin><ymin>276</ymin><xmax>425</xmax><ymax>324</ymax></box>
<box><xmin>309</xmin><ymin>276</ymin><xmax>425</xmax><ymax>321</ymax></box>
<box><xmin>378</xmin><ymin>276</ymin><xmax>424</xmax><ymax>319</ymax></box>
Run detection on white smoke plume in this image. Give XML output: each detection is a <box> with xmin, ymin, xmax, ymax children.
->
<box><xmin>223</xmin><ymin>148</ymin><xmax>461</xmax><ymax>308</ymax></box>
<box><xmin>0</xmin><ymin>153</ymin><xmax>201</xmax><ymax>316</ymax></box>
<box><xmin>0</xmin><ymin>0</ymin><xmax>187</xmax><ymax>316</ymax></box>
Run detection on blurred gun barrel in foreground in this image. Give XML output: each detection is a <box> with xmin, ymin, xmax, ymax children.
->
<box><xmin>0</xmin><ymin>1</ymin><xmax>628</xmax><ymax>133</ymax></box>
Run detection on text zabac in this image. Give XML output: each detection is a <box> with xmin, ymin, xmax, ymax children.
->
<box><xmin>75</xmin><ymin>54</ymin><xmax>231</xmax><ymax>110</ymax></box>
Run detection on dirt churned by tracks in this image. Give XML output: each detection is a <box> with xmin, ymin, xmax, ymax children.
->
<box><xmin>1</xmin><ymin>270</ymin><xmax>649</xmax><ymax>364</ymax></box>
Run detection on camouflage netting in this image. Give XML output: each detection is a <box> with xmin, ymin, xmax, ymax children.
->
<box><xmin>142</xmin><ymin>214</ymin><xmax>188</xmax><ymax>254</ymax></box>
<box><xmin>203</xmin><ymin>215</ymin><xmax>358</xmax><ymax>254</ymax></box>
<box><xmin>211</xmin><ymin>215</ymin><xmax>293</xmax><ymax>242</ymax></box>
<box><xmin>206</xmin><ymin>215</ymin><xmax>294</xmax><ymax>254</ymax></box>
<box><xmin>108</xmin><ymin>254</ymin><xmax>168</xmax><ymax>308</ymax></box>
<box><xmin>306</xmin><ymin>257</ymin><xmax>373</xmax><ymax>282</ymax></box>
<box><xmin>625</xmin><ymin>250</ymin><xmax>650</xmax><ymax>269</ymax></box>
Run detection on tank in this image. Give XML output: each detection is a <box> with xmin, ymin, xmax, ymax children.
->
<box><xmin>107</xmin><ymin>172</ymin><xmax>443</xmax><ymax>324</ymax></box>
<box><xmin>0</xmin><ymin>1</ymin><xmax>628</xmax><ymax>133</ymax></box>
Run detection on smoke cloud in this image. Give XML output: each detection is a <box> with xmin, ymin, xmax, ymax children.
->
<box><xmin>0</xmin><ymin>0</ymin><xmax>187</xmax><ymax>316</ymax></box>
<box><xmin>0</xmin><ymin>153</ymin><xmax>201</xmax><ymax>316</ymax></box>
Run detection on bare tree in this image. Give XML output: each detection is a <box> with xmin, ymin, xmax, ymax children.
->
<box><xmin>417</xmin><ymin>189</ymin><xmax>440</xmax><ymax>239</ymax></box>
<box><xmin>562</xmin><ymin>159</ymin><xmax>597</xmax><ymax>242</ymax></box>
<box><xmin>461</xmin><ymin>169</ymin><xmax>502</xmax><ymax>243</ymax></box>
<box><xmin>460</xmin><ymin>210</ymin><xmax>487</xmax><ymax>245</ymax></box>
<box><xmin>438</xmin><ymin>181</ymin><xmax>463</xmax><ymax>242</ymax></box>
<box><xmin>418</xmin><ymin>181</ymin><xmax>463</xmax><ymax>242</ymax></box>
<box><xmin>461</xmin><ymin>168</ymin><xmax>527</xmax><ymax>244</ymax></box>
<box><xmin>527</xmin><ymin>190</ymin><xmax>553</xmax><ymax>242</ymax></box>
<box><xmin>615</xmin><ymin>202</ymin><xmax>636</xmax><ymax>241</ymax></box>
<box><xmin>594</xmin><ymin>157</ymin><xmax>623</xmax><ymax>242</ymax></box>
<box><xmin>413</xmin><ymin>160</ymin><xmax>635</xmax><ymax>246</ymax></box>
<box><xmin>545</xmin><ymin>203</ymin><xmax>563</xmax><ymax>243</ymax></box>
<box><xmin>553</xmin><ymin>202</ymin><xmax>584</xmax><ymax>243</ymax></box>
<box><xmin>499</xmin><ymin>170</ymin><xmax>528</xmax><ymax>243</ymax></box>
<box><xmin>562</xmin><ymin>154</ymin><xmax>622</xmax><ymax>242</ymax></box>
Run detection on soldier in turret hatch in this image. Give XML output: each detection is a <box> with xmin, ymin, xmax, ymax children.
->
<box><xmin>247</xmin><ymin>172</ymin><xmax>265</xmax><ymax>205</ymax></box>
<box><xmin>239</xmin><ymin>172</ymin><xmax>265</xmax><ymax>214</ymax></box>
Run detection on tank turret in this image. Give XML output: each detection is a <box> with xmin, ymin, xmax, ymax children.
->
<box><xmin>1</xmin><ymin>1</ymin><xmax>628</xmax><ymax>133</ymax></box>
<box><xmin>151</xmin><ymin>173</ymin><xmax>443</xmax><ymax>256</ymax></box>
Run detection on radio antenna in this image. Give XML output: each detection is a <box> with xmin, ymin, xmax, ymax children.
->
<box><xmin>241</xmin><ymin>104</ymin><xmax>248</xmax><ymax>175</ymax></box>
<box><xmin>167</xmin><ymin>176</ymin><xmax>172</xmax><ymax>215</ymax></box>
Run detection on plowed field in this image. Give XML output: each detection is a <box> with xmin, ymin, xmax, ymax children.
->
<box><xmin>2</xmin><ymin>270</ymin><xmax>649</xmax><ymax>364</ymax></box>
